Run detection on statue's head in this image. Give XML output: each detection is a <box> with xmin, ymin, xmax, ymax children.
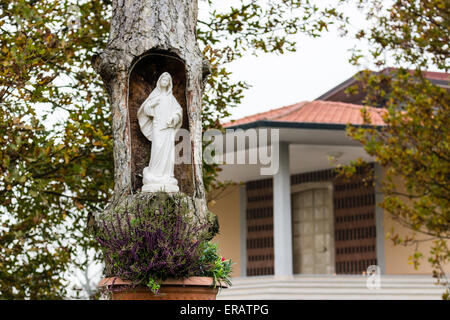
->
<box><xmin>148</xmin><ymin>72</ymin><xmax>173</xmax><ymax>100</ymax></box>
<box><xmin>158</xmin><ymin>72</ymin><xmax>172</xmax><ymax>91</ymax></box>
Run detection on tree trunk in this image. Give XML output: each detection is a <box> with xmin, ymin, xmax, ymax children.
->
<box><xmin>92</xmin><ymin>0</ymin><xmax>214</xmax><ymax>233</ymax></box>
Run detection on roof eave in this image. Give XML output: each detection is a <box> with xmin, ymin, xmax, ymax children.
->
<box><xmin>225</xmin><ymin>119</ymin><xmax>384</xmax><ymax>131</ymax></box>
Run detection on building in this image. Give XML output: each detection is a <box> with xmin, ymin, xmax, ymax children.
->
<box><xmin>212</xmin><ymin>70</ymin><xmax>449</xmax><ymax>299</ymax></box>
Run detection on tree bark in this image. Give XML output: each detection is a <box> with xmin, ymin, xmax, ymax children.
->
<box><xmin>92</xmin><ymin>0</ymin><xmax>212</xmax><ymax>228</ymax></box>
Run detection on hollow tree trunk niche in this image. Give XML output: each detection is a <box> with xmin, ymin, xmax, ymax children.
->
<box><xmin>92</xmin><ymin>0</ymin><xmax>212</xmax><ymax>227</ymax></box>
<box><xmin>129</xmin><ymin>52</ymin><xmax>194</xmax><ymax>195</ymax></box>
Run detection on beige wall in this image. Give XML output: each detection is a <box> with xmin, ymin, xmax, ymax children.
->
<box><xmin>209</xmin><ymin>168</ymin><xmax>449</xmax><ymax>277</ymax></box>
<box><xmin>209</xmin><ymin>185</ymin><xmax>242</xmax><ymax>277</ymax></box>
<box><xmin>383</xmin><ymin>215</ymin><xmax>450</xmax><ymax>274</ymax></box>
<box><xmin>381</xmin><ymin>168</ymin><xmax>450</xmax><ymax>275</ymax></box>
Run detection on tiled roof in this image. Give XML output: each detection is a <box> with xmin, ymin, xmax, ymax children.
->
<box><xmin>317</xmin><ymin>68</ymin><xmax>448</xmax><ymax>101</ymax></box>
<box><xmin>421</xmin><ymin>71</ymin><xmax>449</xmax><ymax>81</ymax></box>
<box><xmin>382</xmin><ymin>67</ymin><xmax>449</xmax><ymax>82</ymax></box>
<box><xmin>223</xmin><ymin>100</ymin><xmax>386</xmax><ymax>127</ymax></box>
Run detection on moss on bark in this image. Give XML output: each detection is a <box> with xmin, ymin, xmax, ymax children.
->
<box><xmin>92</xmin><ymin>192</ymin><xmax>218</xmax><ymax>241</ymax></box>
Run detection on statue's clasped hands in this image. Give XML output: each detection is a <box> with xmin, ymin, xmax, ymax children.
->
<box><xmin>165</xmin><ymin>115</ymin><xmax>180</xmax><ymax>129</ymax></box>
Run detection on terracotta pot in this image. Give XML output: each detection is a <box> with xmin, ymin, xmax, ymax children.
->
<box><xmin>98</xmin><ymin>277</ymin><xmax>225</xmax><ymax>300</ymax></box>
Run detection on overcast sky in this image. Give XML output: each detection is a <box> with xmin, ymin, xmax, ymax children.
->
<box><xmin>198</xmin><ymin>1</ymin><xmax>372</xmax><ymax>123</ymax></box>
<box><xmin>224</xmin><ymin>32</ymin><xmax>363</xmax><ymax>122</ymax></box>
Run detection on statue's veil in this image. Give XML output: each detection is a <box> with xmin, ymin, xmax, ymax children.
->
<box><xmin>147</xmin><ymin>72</ymin><xmax>173</xmax><ymax>101</ymax></box>
<box><xmin>137</xmin><ymin>72</ymin><xmax>174</xmax><ymax>141</ymax></box>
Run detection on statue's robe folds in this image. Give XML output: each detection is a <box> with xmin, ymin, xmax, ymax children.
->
<box><xmin>137</xmin><ymin>75</ymin><xmax>182</xmax><ymax>193</ymax></box>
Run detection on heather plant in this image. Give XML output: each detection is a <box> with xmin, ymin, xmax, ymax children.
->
<box><xmin>94</xmin><ymin>194</ymin><xmax>232</xmax><ymax>294</ymax></box>
<box><xmin>95</xmin><ymin>197</ymin><xmax>209</xmax><ymax>293</ymax></box>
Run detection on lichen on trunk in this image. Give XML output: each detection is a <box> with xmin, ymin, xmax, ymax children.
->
<box><xmin>95</xmin><ymin>192</ymin><xmax>218</xmax><ymax>241</ymax></box>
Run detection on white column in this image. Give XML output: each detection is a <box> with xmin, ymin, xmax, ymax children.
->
<box><xmin>374</xmin><ymin>163</ymin><xmax>386</xmax><ymax>274</ymax></box>
<box><xmin>239</xmin><ymin>185</ymin><xmax>247</xmax><ymax>277</ymax></box>
<box><xmin>273</xmin><ymin>142</ymin><xmax>293</xmax><ymax>276</ymax></box>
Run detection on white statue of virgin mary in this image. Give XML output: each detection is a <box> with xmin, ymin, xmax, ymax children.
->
<box><xmin>137</xmin><ymin>72</ymin><xmax>182</xmax><ymax>193</ymax></box>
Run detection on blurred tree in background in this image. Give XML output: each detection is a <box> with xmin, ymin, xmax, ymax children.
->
<box><xmin>0</xmin><ymin>0</ymin><xmax>113</xmax><ymax>299</ymax></box>
<box><xmin>340</xmin><ymin>0</ymin><xmax>449</xmax><ymax>298</ymax></box>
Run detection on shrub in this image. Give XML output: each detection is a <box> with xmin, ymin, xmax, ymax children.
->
<box><xmin>198</xmin><ymin>241</ymin><xmax>233</xmax><ymax>288</ymax></box>
<box><xmin>96</xmin><ymin>200</ymin><xmax>208</xmax><ymax>293</ymax></box>
<box><xmin>94</xmin><ymin>196</ymin><xmax>232</xmax><ymax>294</ymax></box>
